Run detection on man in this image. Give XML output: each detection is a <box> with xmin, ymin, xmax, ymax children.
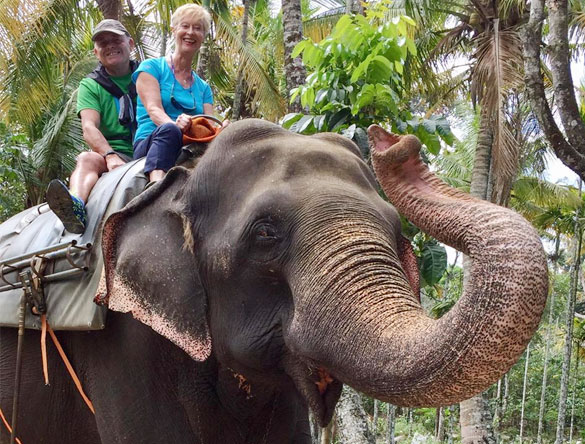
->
<box><xmin>46</xmin><ymin>19</ymin><xmax>138</xmax><ymax>234</ymax></box>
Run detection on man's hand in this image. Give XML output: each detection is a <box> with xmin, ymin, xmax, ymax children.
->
<box><xmin>176</xmin><ymin>113</ymin><xmax>192</xmax><ymax>133</ymax></box>
<box><xmin>105</xmin><ymin>153</ymin><xmax>126</xmax><ymax>171</ymax></box>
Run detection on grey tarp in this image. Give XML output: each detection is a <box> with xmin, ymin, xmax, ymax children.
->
<box><xmin>0</xmin><ymin>159</ymin><xmax>147</xmax><ymax>330</ymax></box>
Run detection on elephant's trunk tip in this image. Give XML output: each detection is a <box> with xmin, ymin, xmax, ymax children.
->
<box><xmin>367</xmin><ymin>125</ymin><xmax>421</xmax><ymax>168</ymax></box>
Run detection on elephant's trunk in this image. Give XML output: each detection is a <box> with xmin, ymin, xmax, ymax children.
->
<box><xmin>286</xmin><ymin>128</ymin><xmax>548</xmax><ymax>407</ymax></box>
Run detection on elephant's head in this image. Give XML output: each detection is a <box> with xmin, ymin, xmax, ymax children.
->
<box><xmin>102</xmin><ymin>119</ymin><xmax>548</xmax><ymax>425</ymax></box>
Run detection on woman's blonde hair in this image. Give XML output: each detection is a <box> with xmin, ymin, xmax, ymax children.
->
<box><xmin>171</xmin><ymin>4</ymin><xmax>212</xmax><ymax>35</ymax></box>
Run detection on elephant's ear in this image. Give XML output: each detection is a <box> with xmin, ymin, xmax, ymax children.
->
<box><xmin>101</xmin><ymin>167</ymin><xmax>211</xmax><ymax>361</ymax></box>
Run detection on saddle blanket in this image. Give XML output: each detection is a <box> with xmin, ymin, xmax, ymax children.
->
<box><xmin>0</xmin><ymin>159</ymin><xmax>147</xmax><ymax>330</ymax></box>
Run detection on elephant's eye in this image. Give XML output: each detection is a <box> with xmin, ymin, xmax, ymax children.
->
<box><xmin>253</xmin><ymin>223</ymin><xmax>278</xmax><ymax>243</ymax></box>
<box><xmin>255</xmin><ymin>225</ymin><xmax>277</xmax><ymax>240</ymax></box>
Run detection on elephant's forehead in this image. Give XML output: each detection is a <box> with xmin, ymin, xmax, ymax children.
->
<box><xmin>211</xmin><ymin>132</ymin><xmax>370</xmax><ymax>185</ymax></box>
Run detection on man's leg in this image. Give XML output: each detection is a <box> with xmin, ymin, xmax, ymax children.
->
<box><xmin>47</xmin><ymin>152</ymin><xmax>107</xmax><ymax>234</ymax></box>
<box><xmin>69</xmin><ymin>152</ymin><xmax>108</xmax><ymax>202</ymax></box>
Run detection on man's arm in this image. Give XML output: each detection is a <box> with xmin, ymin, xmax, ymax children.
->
<box><xmin>79</xmin><ymin>108</ymin><xmax>125</xmax><ymax>170</ymax></box>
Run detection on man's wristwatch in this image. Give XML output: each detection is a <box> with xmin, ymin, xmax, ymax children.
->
<box><xmin>103</xmin><ymin>150</ymin><xmax>118</xmax><ymax>158</ymax></box>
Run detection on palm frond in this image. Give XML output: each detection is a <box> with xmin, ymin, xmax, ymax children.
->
<box><xmin>512</xmin><ymin>177</ymin><xmax>582</xmax><ymax>211</ymax></box>
<box><xmin>29</xmin><ymin>90</ymin><xmax>84</xmax><ymax>203</ymax></box>
<box><xmin>471</xmin><ymin>25</ymin><xmax>524</xmax><ymax>204</ymax></box>
<box><xmin>214</xmin><ymin>12</ymin><xmax>285</xmax><ymax>120</ymax></box>
<box><xmin>303</xmin><ymin>9</ymin><xmax>343</xmax><ymax>42</ymax></box>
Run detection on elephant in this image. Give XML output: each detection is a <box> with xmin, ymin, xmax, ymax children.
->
<box><xmin>0</xmin><ymin>118</ymin><xmax>548</xmax><ymax>444</ymax></box>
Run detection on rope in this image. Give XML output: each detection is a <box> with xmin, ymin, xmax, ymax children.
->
<box><xmin>45</xmin><ymin>319</ymin><xmax>95</xmax><ymax>414</ymax></box>
<box><xmin>41</xmin><ymin>315</ymin><xmax>48</xmax><ymax>385</ymax></box>
<box><xmin>0</xmin><ymin>407</ymin><xmax>23</xmax><ymax>444</ymax></box>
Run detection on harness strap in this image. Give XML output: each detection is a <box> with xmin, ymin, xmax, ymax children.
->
<box><xmin>0</xmin><ymin>408</ymin><xmax>23</xmax><ymax>444</ymax></box>
<box><xmin>42</xmin><ymin>315</ymin><xmax>95</xmax><ymax>414</ymax></box>
<box><xmin>41</xmin><ymin>315</ymin><xmax>48</xmax><ymax>385</ymax></box>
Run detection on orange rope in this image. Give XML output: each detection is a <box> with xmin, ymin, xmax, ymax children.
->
<box><xmin>45</xmin><ymin>321</ymin><xmax>95</xmax><ymax>414</ymax></box>
<box><xmin>0</xmin><ymin>407</ymin><xmax>23</xmax><ymax>444</ymax></box>
<box><xmin>40</xmin><ymin>315</ymin><xmax>49</xmax><ymax>385</ymax></box>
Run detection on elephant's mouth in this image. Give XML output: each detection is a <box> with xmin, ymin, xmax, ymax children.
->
<box><xmin>285</xmin><ymin>356</ymin><xmax>343</xmax><ymax>426</ymax></box>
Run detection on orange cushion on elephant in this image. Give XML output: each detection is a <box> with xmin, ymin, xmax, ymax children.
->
<box><xmin>182</xmin><ymin>117</ymin><xmax>222</xmax><ymax>144</ymax></box>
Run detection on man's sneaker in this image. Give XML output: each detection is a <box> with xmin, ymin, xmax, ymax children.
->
<box><xmin>46</xmin><ymin>179</ymin><xmax>87</xmax><ymax>234</ymax></box>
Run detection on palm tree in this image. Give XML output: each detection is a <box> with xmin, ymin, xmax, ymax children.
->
<box><xmin>282</xmin><ymin>0</ymin><xmax>307</xmax><ymax>112</ymax></box>
<box><xmin>232</xmin><ymin>0</ymin><xmax>253</xmax><ymax>120</ymax></box>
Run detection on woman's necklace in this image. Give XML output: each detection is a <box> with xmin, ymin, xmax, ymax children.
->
<box><xmin>170</xmin><ymin>54</ymin><xmax>193</xmax><ymax>88</ymax></box>
<box><xmin>169</xmin><ymin>54</ymin><xmax>197</xmax><ymax>111</ymax></box>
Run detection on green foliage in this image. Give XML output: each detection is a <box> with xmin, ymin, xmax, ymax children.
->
<box><xmin>0</xmin><ymin>123</ymin><xmax>27</xmax><ymax>221</ymax></box>
<box><xmin>412</xmin><ymin>234</ymin><xmax>447</xmax><ymax>288</ymax></box>
<box><xmin>282</xmin><ymin>7</ymin><xmax>453</xmax><ymax>155</ymax></box>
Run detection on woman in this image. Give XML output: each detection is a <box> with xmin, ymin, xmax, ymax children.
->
<box><xmin>132</xmin><ymin>4</ymin><xmax>214</xmax><ymax>182</ymax></box>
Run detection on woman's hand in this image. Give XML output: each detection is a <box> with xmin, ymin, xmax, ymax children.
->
<box><xmin>175</xmin><ymin>113</ymin><xmax>192</xmax><ymax>133</ymax></box>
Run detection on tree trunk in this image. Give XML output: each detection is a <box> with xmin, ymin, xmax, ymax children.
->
<box><xmin>96</xmin><ymin>0</ymin><xmax>121</xmax><ymax>20</ymax></box>
<box><xmin>321</xmin><ymin>422</ymin><xmax>332</xmax><ymax>444</ymax></box>
<box><xmin>282</xmin><ymin>0</ymin><xmax>306</xmax><ymax>113</ymax></box>
<box><xmin>502</xmin><ymin>374</ymin><xmax>509</xmax><ymax>418</ymax></box>
<box><xmin>460</xmin><ymin>394</ymin><xmax>497</xmax><ymax>444</ymax></box>
<box><xmin>345</xmin><ymin>0</ymin><xmax>363</xmax><ymax>14</ymax></box>
<box><xmin>546</xmin><ymin>0</ymin><xmax>585</xmax><ymax>155</ymax></box>
<box><xmin>373</xmin><ymin>400</ymin><xmax>379</xmax><ymax>439</ymax></box>
<box><xmin>386</xmin><ymin>404</ymin><xmax>396</xmax><ymax>444</ymax></box>
<box><xmin>537</xmin><ymin>287</ymin><xmax>557</xmax><ymax>444</ymax></box>
<box><xmin>232</xmin><ymin>0</ymin><xmax>252</xmax><ymax>120</ymax></box>
<box><xmin>459</xmin><ymin>103</ymin><xmax>497</xmax><ymax>444</ymax></box>
<box><xmin>196</xmin><ymin>0</ymin><xmax>211</xmax><ymax>79</ymax></box>
<box><xmin>568</xmin><ymin>353</ymin><xmax>579</xmax><ymax>443</ymax></box>
<box><xmin>555</xmin><ymin>202</ymin><xmax>582</xmax><ymax>444</ymax></box>
<box><xmin>196</xmin><ymin>37</ymin><xmax>210</xmax><ymax>80</ymax></box>
<box><xmin>436</xmin><ymin>407</ymin><xmax>445</xmax><ymax>442</ymax></box>
<box><xmin>492</xmin><ymin>378</ymin><xmax>502</xmax><ymax>436</ymax></box>
<box><xmin>522</xmin><ymin>0</ymin><xmax>585</xmax><ymax>180</ymax></box>
<box><xmin>470</xmin><ymin>106</ymin><xmax>494</xmax><ymax>200</ymax></box>
<box><xmin>310</xmin><ymin>412</ymin><xmax>321</xmax><ymax>444</ymax></box>
<box><xmin>448</xmin><ymin>405</ymin><xmax>456</xmax><ymax>444</ymax></box>
<box><xmin>335</xmin><ymin>387</ymin><xmax>375</xmax><ymax>444</ymax></box>
<box><xmin>519</xmin><ymin>343</ymin><xmax>531</xmax><ymax>443</ymax></box>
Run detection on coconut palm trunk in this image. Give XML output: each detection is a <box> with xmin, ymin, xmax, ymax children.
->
<box><xmin>568</xmin><ymin>352</ymin><xmax>579</xmax><ymax>443</ymax></box>
<box><xmin>492</xmin><ymin>378</ymin><xmax>502</xmax><ymax>434</ymax></box>
<box><xmin>459</xmin><ymin>104</ymin><xmax>497</xmax><ymax>444</ymax></box>
<box><xmin>96</xmin><ymin>0</ymin><xmax>121</xmax><ymax>20</ymax></box>
<box><xmin>373</xmin><ymin>400</ymin><xmax>379</xmax><ymax>438</ymax></box>
<box><xmin>232</xmin><ymin>0</ymin><xmax>253</xmax><ymax>120</ymax></box>
<box><xmin>555</xmin><ymin>203</ymin><xmax>582</xmax><ymax>444</ymax></box>
<box><xmin>282</xmin><ymin>0</ymin><xmax>306</xmax><ymax>113</ymax></box>
<box><xmin>537</xmin><ymin>287</ymin><xmax>557</xmax><ymax>444</ymax></box>
<box><xmin>386</xmin><ymin>404</ymin><xmax>396</xmax><ymax>444</ymax></box>
<box><xmin>519</xmin><ymin>343</ymin><xmax>531</xmax><ymax>442</ymax></box>
<box><xmin>436</xmin><ymin>407</ymin><xmax>445</xmax><ymax>441</ymax></box>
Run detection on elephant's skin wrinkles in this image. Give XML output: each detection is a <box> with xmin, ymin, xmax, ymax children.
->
<box><xmin>0</xmin><ymin>119</ymin><xmax>547</xmax><ymax>444</ymax></box>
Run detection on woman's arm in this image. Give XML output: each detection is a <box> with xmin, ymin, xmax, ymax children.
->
<box><xmin>136</xmin><ymin>72</ymin><xmax>174</xmax><ymax>126</ymax></box>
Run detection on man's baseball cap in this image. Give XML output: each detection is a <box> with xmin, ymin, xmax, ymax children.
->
<box><xmin>92</xmin><ymin>19</ymin><xmax>129</xmax><ymax>41</ymax></box>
